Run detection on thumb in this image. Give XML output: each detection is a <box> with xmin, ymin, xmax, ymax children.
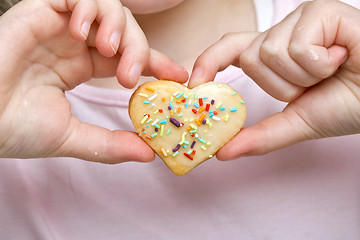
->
<box><xmin>216</xmin><ymin>108</ymin><xmax>311</xmax><ymax>160</ymax></box>
<box><xmin>57</xmin><ymin>119</ymin><xmax>155</xmax><ymax>164</ymax></box>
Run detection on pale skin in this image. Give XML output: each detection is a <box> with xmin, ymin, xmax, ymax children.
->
<box><xmin>0</xmin><ymin>0</ymin><xmax>359</xmax><ymax>163</ymax></box>
<box><xmin>189</xmin><ymin>0</ymin><xmax>360</xmax><ymax>160</ymax></box>
<box><xmin>0</xmin><ymin>0</ymin><xmax>188</xmax><ymax>163</ymax></box>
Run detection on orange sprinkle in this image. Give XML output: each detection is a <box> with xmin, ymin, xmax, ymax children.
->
<box><xmin>145</xmin><ymin>86</ymin><xmax>155</xmax><ymax>92</ymax></box>
<box><xmin>199</xmin><ymin>113</ymin><xmax>206</xmax><ymax>122</ymax></box>
<box><xmin>195</xmin><ymin>119</ymin><xmax>201</xmax><ymax>126</ymax></box>
<box><xmin>177</xmin><ymin>107</ymin><xmax>181</xmax><ymax>113</ymax></box>
<box><xmin>199</xmin><ymin>107</ymin><xmax>205</xmax><ymax>113</ymax></box>
<box><xmin>161</xmin><ymin>97</ymin><xmax>166</xmax><ymax>102</ymax></box>
<box><xmin>176</xmin><ymin>100</ymin><xmax>181</xmax><ymax>104</ymax></box>
<box><xmin>170</xmin><ymin>112</ymin><xmax>174</xmax><ymax>116</ymax></box>
<box><xmin>186</xmin><ymin>126</ymin><xmax>192</xmax><ymax>131</ymax></box>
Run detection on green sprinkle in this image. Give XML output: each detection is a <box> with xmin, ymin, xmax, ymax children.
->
<box><xmin>233</xmin><ymin>91</ymin><xmax>237</xmax><ymax>95</ymax></box>
<box><xmin>173</xmin><ymin>151</ymin><xmax>179</xmax><ymax>157</ymax></box>
<box><xmin>151</xmin><ymin>133</ymin><xmax>158</xmax><ymax>138</ymax></box>
<box><xmin>154</xmin><ymin>124</ymin><xmax>160</xmax><ymax>129</ymax></box>
<box><xmin>240</xmin><ymin>100</ymin><xmax>245</xmax><ymax>104</ymax></box>
<box><xmin>146</xmin><ymin>118</ymin><xmax>152</xmax><ymax>124</ymax></box>
<box><xmin>190</xmin><ymin>130</ymin><xmax>197</xmax><ymax>134</ymax></box>
<box><xmin>176</xmin><ymin>92</ymin><xmax>184</xmax><ymax>99</ymax></box>
<box><xmin>166</xmin><ymin>129</ymin><xmax>171</xmax><ymax>135</ymax></box>
<box><xmin>177</xmin><ymin>114</ymin><xmax>183</xmax><ymax>117</ymax></box>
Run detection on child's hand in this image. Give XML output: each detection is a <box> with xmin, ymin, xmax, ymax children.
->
<box><xmin>189</xmin><ymin>0</ymin><xmax>360</xmax><ymax>160</ymax></box>
<box><xmin>0</xmin><ymin>0</ymin><xmax>188</xmax><ymax>163</ymax></box>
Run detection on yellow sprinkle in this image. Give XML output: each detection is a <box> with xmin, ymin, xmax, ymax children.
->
<box><xmin>179</xmin><ymin>132</ymin><xmax>187</xmax><ymax>144</ymax></box>
<box><xmin>141</xmin><ymin>115</ymin><xmax>149</xmax><ymax>124</ymax></box>
<box><xmin>190</xmin><ymin>123</ymin><xmax>197</xmax><ymax>130</ymax></box>
<box><xmin>206</xmin><ymin>142</ymin><xmax>211</xmax><ymax>146</ymax></box>
<box><xmin>218</xmin><ymin>84</ymin><xmax>222</xmax><ymax>88</ymax></box>
<box><xmin>160</xmin><ymin>125</ymin><xmax>164</xmax><ymax>136</ymax></box>
<box><xmin>224</xmin><ymin>114</ymin><xmax>229</xmax><ymax>122</ymax></box>
<box><xmin>201</xmin><ymin>146</ymin><xmax>207</xmax><ymax>151</ymax></box>
<box><xmin>153</xmin><ymin>109</ymin><xmax>159</xmax><ymax>114</ymax></box>
<box><xmin>138</xmin><ymin>93</ymin><xmax>148</xmax><ymax>98</ymax></box>
<box><xmin>216</xmin><ymin>102</ymin><xmax>223</xmax><ymax>109</ymax></box>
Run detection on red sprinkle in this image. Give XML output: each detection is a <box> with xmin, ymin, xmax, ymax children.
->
<box><xmin>199</xmin><ymin>98</ymin><xmax>203</xmax><ymax>106</ymax></box>
<box><xmin>192</xmin><ymin>150</ymin><xmax>196</xmax><ymax>155</ymax></box>
<box><xmin>205</xmin><ymin>103</ymin><xmax>210</xmax><ymax>112</ymax></box>
<box><xmin>192</xmin><ymin>109</ymin><xmax>197</xmax><ymax>114</ymax></box>
<box><xmin>145</xmin><ymin>135</ymin><xmax>152</xmax><ymax>140</ymax></box>
<box><xmin>181</xmin><ymin>99</ymin><xmax>186</xmax><ymax>103</ymax></box>
<box><xmin>213</xmin><ymin>111</ymin><xmax>218</xmax><ymax>115</ymax></box>
<box><xmin>184</xmin><ymin>153</ymin><xmax>194</xmax><ymax>160</ymax></box>
<box><xmin>159</xmin><ymin>109</ymin><xmax>163</xmax><ymax>113</ymax></box>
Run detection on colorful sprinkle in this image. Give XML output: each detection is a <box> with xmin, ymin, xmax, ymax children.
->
<box><xmin>172</xmin><ymin>144</ymin><xmax>181</xmax><ymax>152</ymax></box>
<box><xmin>138</xmin><ymin>93</ymin><xmax>148</xmax><ymax>98</ymax></box>
<box><xmin>141</xmin><ymin>115</ymin><xmax>149</xmax><ymax>124</ymax></box>
<box><xmin>191</xmin><ymin>141</ymin><xmax>196</xmax><ymax>148</ymax></box>
<box><xmin>173</xmin><ymin>151</ymin><xmax>179</xmax><ymax>157</ymax></box>
<box><xmin>169</xmin><ymin>117</ymin><xmax>181</xmax><ymax>127</ymax></box>
<box><xmin>199</xmin><ymin>98</ymin><xmax>203</xmax><ymax>106</ymax></box>
<box><xmin>145</xmin><ymin>86</ymin><xmax>155</xmax><ymax>92</ymax></box>
<box><xmin>184</xmin><ymin>153</ymin><xmax>194</xmax><ymax>160</ymax></box>
<box><xmin>151</xmin><ymin>133</ymin><xmax>158</xmax><ymax>138</ymax></box>
<box><xmin>144</xmin><ymin>101</ymin><xmax>150</xmax><ymax>104</ymax></box>
<box><xmin>230</xmin><ymin>108</ymin><xmax>237</xmax><ymax>112</ymax></box>
<box><xmin>176</xmin><ymin>92</ymin><xmax>184</xmax><ymax>99</ymax></box>
<box><xmin>166</xmin><ymin>129</ymin><xmax>171</xmax><ymax>135</ymax></box>
<box><xmin>160</xmin><ymin>125</ymin><xmax>164</xmax><ymax>136</ymax></box>
<box><xmin>148</xmin><ymin>94</ymin><xmax>158</xmax><ymax>101</ymax></box>
<box><xmin>219</xmin><ymin>106</ymin><xmax>226</xmax><ymax>111</ymax></box>
<box><xmin>161</xmin><ymin>148</ymin><xmax>168</xmax><ymax>157</ymax></box>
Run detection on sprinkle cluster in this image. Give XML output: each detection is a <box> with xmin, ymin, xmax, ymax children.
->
<box><xmin>138</xmin><ymin>84</ymin><xmax>245</xmax><ymax>162</ymax></box>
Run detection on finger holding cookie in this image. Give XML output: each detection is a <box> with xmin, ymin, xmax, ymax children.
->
<box><xmin>190</xmin><ymin>0</ymin><xmax>360</xmax><ymax>160</ymax></box>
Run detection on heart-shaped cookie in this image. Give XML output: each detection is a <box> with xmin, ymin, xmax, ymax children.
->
<box><xmin>129</xmin><ymin>80</ymin><xmax>246</xmax><ymax>176</ymax></box>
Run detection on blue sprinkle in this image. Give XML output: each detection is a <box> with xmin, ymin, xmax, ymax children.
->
<box><xmin>194</xmin><ymin>103</ymin><xmax>200</xmax><ymax>108</ymax></box>
<box><xmin>144</xmin><ymin>101</ymin><xmax>150</xmax><ymax>104</ymax></box>
<box><xmin>230</xmin><ymin>108</ymin><xmax>237</xmax><ymax>112</ymax></box>
<box><xmin>159</xmin><ymin>120</ymin><xmax>167</xmax><ymax>124</ymax></box>
<box><xmin>219</xmin><ymin>106</ymin><xmax>226</xmax><ymax>111</ymax></box>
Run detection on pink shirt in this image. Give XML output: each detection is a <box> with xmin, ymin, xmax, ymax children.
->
<box><xmin>1</xmin><ymin>1</ymin><xmax>360</xmax><ymax>239</ymax></box>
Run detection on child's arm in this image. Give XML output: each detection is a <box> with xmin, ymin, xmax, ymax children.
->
<box><xmin>0</xmin><ymin>0</ymin><xmax>187</xmax><ymax>163</ymax></box>
<box><xmin>189</xmin><ymin>0</ymin><xmax>360</xmax><ymax>160</ymax></box>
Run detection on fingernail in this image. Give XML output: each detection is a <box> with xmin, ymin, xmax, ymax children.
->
<box><xmin>129</xmin><ymin>62</ymin><xmax>142</xmax><ymax>86</ymax></box>
<box><xmin>80</xmin><ymin>21</ymin><xmax>91</xmax><ymax>40</ymax></box>
<box><xmin>109</xmin><ymin>31</ymin><xmax>121</xmax><ymax>54</ymax></box>
<box><xmin>189</xmin><ymin>67</ymin><xmax>203</xmax><ymax>88</ymax></box>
